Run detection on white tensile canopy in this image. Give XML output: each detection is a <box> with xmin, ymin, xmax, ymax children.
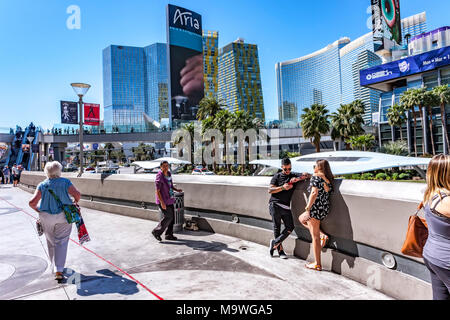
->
<box><xmin>250</xmin><ymin>151</ymin><xmax>431</xmax><ymax>176</ymax></box>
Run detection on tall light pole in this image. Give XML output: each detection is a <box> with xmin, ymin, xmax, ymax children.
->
<box><xmin>71</xmin><ymin>83</ymin><xmax>90</xmax><ymax>177</ymax></box>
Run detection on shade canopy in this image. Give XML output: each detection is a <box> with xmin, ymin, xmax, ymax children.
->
<box><xmin>70</xmin><ymin>83</ymin><xmax>91</xmax><ymax>97</ymax></box>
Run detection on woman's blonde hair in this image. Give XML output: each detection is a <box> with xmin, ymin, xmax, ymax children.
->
<box><xmin>44</xmin><ymin>161</ymin><xmax>63</xmax><ymax>179</ymax></box>
<box><xmin>423</xmin><ymin>154</ymin><xmax>450</xmax><ymax>205</ymax></box>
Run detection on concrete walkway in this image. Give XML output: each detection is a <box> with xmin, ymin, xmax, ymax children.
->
<box><xmin>0</xmin><ymin>185</ymin><xmax>392</xmax><ymax>300</ymax></box>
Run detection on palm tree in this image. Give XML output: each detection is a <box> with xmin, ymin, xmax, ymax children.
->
<box><xmin>387</xmin><ymin>103</ymin><xmax>407</xmax><ymax>141</ymax></box>
<box><xmin>401</xmin><ymin>88</ymin><xmax>428</xmax><ymax>155</ymax></box>
<box><xmin>228</xmin><ymin>110</ymin><xmax>257</xmax><ymax>172</ymax></box>
<box><xmin>346</xmin><ymin>134</ymin><xmax>376</xmax><ymax>151</ymax></box>
<box><xmin>432</xmin><ymin>85</ymin><xmax>450</xmax><ymax>153</ymax></box>
<box><xmin>330</xmin><ymin>103</ymin><xmax>365</xmax><ymax>150</ymax></box>
<box><xmin>196</xmin><ymin>97</ymin><xmax>226</xmax><ymax>121</ymax></box>
<box><xmin>300</xmin><ymin>104</ymin><xmax>330</xmax><ymax>152</ymax></box>
<box><xmin>424</xmin><ymin>90</ymin><xmax>439</xmax><ymax>155</ymax></box>
<box><xmin>400</xmin><ymin>89</ymin><xmax>420</xmax><ymax>156</ymax></box>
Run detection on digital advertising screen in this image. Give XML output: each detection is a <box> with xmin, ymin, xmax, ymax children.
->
<box><xmin>60</xmin><ymin>101</ymin><xmax>78</xmax><ymax>124</ymax></box>
<box><xmin>166</xmin><ymin>4</ymin><xmax>204</xmax><ymax>127</ymax></box>
<box><xmin>371</xmin><ymin>0</ymin><xmax>402</xmax><ymax>51</ymax></box>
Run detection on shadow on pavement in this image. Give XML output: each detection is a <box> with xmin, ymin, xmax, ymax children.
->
<box><xmin>160</xmin><ymin>238</ymin><xmax>239</xmax><ymax>253</ymax></box>
<box><xmin>63</xmin><ymin>268</ymin><xmax>139</xmax><ymax>297</ymax></box>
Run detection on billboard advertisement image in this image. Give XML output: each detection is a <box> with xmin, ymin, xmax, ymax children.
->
<box><xmin>166</xmin><ymin>4</ymin><xmax>204</xmax><ymax>127</ymax></box>
<box><xmin>60</xmin><ymin>101</ymin><xmax>78</xmax><ymax>124</ymax></box>
<box><xmin>84</xmin><ymin>103</ymin><xmax>100</xmax><ymax>125</ymax></box>
<box><xmin>371</xmin><ymin>0</ymin><xmax>402</xmax><ymax>51</ymax></box>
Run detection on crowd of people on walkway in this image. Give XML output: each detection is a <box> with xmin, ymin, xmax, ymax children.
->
<box><xmin>1</xmin><ymin>163</ymin><xmax>24</xmax><ymax>186</ymax></box>
<box><xmin>19</xmin><ymin>153</ymin><xmax>450</xmax><ymax>300</ymax></box>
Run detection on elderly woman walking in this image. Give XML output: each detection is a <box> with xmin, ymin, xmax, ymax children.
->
<box><xmin>29</xmin><ymin>161</ymin><xmax>81</xmax><ymax>281</ymax></box>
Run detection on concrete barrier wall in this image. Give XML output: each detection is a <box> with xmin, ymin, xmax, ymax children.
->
<box><xmin>19</xmin><ymin>171</ymin><xmax>432</xmax><ymax>299</ymax></box>
<box><xmin>20</xmin><ymin>172</ymin><xmax>425</xmax><ymax>259</ymax></box>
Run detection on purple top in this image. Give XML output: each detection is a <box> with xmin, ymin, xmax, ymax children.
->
<box><xmin>423</xmin><ymin>193</ymin><xmax>450</xmax><ymax>270</ymax></box>
<box><xmin>155</xmin><ymin>170</ymin><xmax>175</xmax><ymax>206</ymax></box>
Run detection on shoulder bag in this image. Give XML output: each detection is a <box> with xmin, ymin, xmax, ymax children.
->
<box><xmin>401</xmin><ymin>203</ymin><xmax>428</xmax><ymax>258</ymax></box>
<box><xmin>47</xmin><ymin>187</ymin><xmax>81</xmax><ymax>224</ymax></box>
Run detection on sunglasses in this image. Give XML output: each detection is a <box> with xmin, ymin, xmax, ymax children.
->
<box><xmin>282</xmin><ymin>167</ymin><xmax>292</xmax><ymax>172</ymax></box>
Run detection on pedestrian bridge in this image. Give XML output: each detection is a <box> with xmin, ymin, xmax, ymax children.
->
<box><xmin>9</xmin><ymin>172</ymin><xmax>432</xmax><ymax>300</ymax></box>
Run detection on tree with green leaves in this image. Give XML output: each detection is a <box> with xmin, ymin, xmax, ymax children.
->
<box><xmin>380</xmin><ymin>140</ymin><xmax>409</xmax><ymax>156</ymax></box>
<box><xmin>196</xmin><ymin>97</ymin><xmax>226</xmax><ymax>121</ymax></box>
<box><xmin>424</xmin><ymin>90</ymin><xmax>439</xmax><ymax>155</ymax></box>
<box><xmin>346</xmin><ymin>134</ymin><xmax>376</xmax><ymax>151</ymax></box>
<box><xmin>330</xmin><ymin>102</ymin><xmax>365</xmax><ymax>150</ymax></box>
<box><xmin>387</xmin><ymin>103</ymin><xmax>407</xmax><ymax>141</ymax></box>
<box><xmin>432</xmin><ymin>85</ymin><xmax>450</xmax><ymax>152</ymax></box>
<box><xmin>400</xmin><ymin>88</ymin><xmax>427</xmax><ymax>156</ymax></box>
<box><xmin>300</xmin><ymin>104</ymin><xmax>330</xmax><ymax>152</ymax></box>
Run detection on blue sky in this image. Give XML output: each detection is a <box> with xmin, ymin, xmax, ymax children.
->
<box><xmin>0</xmin><ymin>0</ymin><xmax>449</xmax><ymax>130</ymax></box>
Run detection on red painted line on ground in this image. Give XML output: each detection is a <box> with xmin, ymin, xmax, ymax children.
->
<box><xmin>0</xmin><ymin>195</ymin><xmax>164</xmax><ymax>300</ymax></box>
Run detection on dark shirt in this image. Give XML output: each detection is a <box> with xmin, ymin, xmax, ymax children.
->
<box><xmin>269</xmin><ymin>172</ymin><xmax>302</xmax><ymax>206</ymax></box>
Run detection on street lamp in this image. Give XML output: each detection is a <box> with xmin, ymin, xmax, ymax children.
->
<box><xmin>71</xmin><ymin>82</ymin><xmax>90</xmax><ymax>176</ymax></box>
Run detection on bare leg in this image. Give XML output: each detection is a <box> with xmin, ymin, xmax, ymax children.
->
<box><xmin>307</xmin><ymin>218</ymin><xmax>322</xmax><ymax>266</ymax></box>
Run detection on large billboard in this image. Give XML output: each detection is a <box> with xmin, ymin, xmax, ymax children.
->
<box><xmin>166</xmin><ymin>4</ymin><xmax>204</xmax><ymax>128</ymax></box>
<box><xmin>60</xmin><ymin>101</ymin><xmax>78</xmax><ymax>124</ymax></box>
<box><xmin>371</xmin><ymin>0</ymin><xmax>402</xmax><ymax>51</ymax></box>
<box><xmin>360</xmin><ymin>46</ymin><xmax>450</xmax><ymax>86</ymax></box>
<box><xmin>84</xmin><ymin>103</ymin><xmax>100</xmax><ymax>125</ymax></box>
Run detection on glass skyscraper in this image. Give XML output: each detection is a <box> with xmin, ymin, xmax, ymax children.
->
<box><xmin>203</xmin><ymin>31</ymin><xmax>219</xmax><ymax>99</ymax></box>
<box><xmin>276</xmin><ymin>38</ymin><xmax>350</xmax><ymax>123</ymax></box>
<box><xmin>218</xmin><ymin>39</ymin><xmax>265</xmax><ymax>120</ymax></box>
<box><xmin>103</xmin><ymin>43</ymin><xmax>168</xmax><ymax>130</ymax></box>
<box><xmin>276</xmin><ymin>12</ymin><xmax>428</xmax><ymax>125</ymax></box>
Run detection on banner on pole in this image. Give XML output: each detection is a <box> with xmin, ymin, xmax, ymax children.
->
<box><xmin>60</xmin><ymin>101</ymin><xmax>78</xmax><ymax>124</ymax></box>
<box><xmin>84</xmin><ymin>103</ymin><xmax>100</xmax><ymax>125</ymax></box>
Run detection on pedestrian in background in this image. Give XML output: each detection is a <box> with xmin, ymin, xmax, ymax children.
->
<box><xmin>3</xmin><ymin>166</ymin><xmax>10</xmax><ymax>184</ymax></box>
<box><xmin>151</xmin><ymin>160</ymin><xmax>182</xmax><ymax>242</ymax></box>
<box><xmin>0</xmin><ymin>166</ymin><xmax>4</xmax><ymax>184</ymax></box>
<box><xmin>28</xmin><ymin>161</ymin><xmax>81</xmax><ymax>281</ymax></box>
<box><xmin>12</xmin><ymin>164</ymin><xmax>19</xmax><ymax>187</ymax></box>
<box><xmin>422</xmin><ymin>154</ymin><xmax>450</xmax><ymax>300</ymax></box>
<box><xmin>299</xmin><ymin>159</ymin><xmax>334</xmax><ymax>271</ymax></box>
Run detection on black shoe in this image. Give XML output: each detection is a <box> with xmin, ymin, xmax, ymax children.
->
<box><xmin>278</xmin><ymin>250</ymin><xmax>288</xmax><ymax>259</ymax></box>
<box><xmin>269</xmin><ymin>239</ymin><xmax>276</xmax><ymax>257</ymax></box>
<box><xmin>151</xmin><ymin>231</ymin><xmax>162</xmax><ymax>242</ymax></box>
<box><xmin>165</xmin><ymin>235</ymin><xmax>178</xmax><ymax>240</ymax></box>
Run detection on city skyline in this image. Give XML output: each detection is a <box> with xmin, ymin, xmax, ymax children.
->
<box><xmin>1</xmin><ymin>0</ymin><xmax>449</xmax><ymax>130</ymax></box>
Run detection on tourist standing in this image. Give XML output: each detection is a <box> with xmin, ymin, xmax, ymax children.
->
<box><xmin>0</xmin><ymin>166</ymin><xmax>4</xmax><ymax>184</ymax></box>
<box><xmin>299</xmin><ymin>159</ymin><xmax>334</xmax><ymax>271</ymax></box>
<box><xmin>12</xmin><ymin>164</ymin><xmax>20</xmax><ymax>187</ymax></box>
<box><xmin>151</xmin><ymin>160</ymin><xmax>183</xmax><ymax>241</ymax></box>
<box><xmin>28</xmin><ymin>161</ymin><xmax>81</xmax><ymax>281</ymax></box>
<box><xmin>3</xmin><ymin>166</ymin><xmax>10</xmax><ymax>184</ymax></box>
<box><xmin>422</xmin><ymin>154</ymin><xmax>450</xmax><ymax>300</ymax></box>
<box><xmin>268</xmin><ymin>158</ymin><xmax>310</xmax><ymax>259</ymax></box>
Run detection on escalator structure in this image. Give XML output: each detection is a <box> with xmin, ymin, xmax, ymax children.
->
<box><xmin>4</xmin><ymin>123</ymin><xmax>39</xmax><ymax>170</ymax></box>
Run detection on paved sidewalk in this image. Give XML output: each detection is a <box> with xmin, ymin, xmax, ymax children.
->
<box><xmin>0</xmin><ymin>185</ymin><xmax>392</xmax><ymax>300</ymax></box>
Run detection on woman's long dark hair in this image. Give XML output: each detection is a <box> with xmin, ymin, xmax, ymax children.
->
<box><xmin>316</xmin><ymin>159</ymin><xmax>334</xmax><ymax>184</ymax></box>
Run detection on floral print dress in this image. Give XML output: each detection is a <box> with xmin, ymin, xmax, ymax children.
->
<box><xmin>308</xmin><ymin>175</ymin><xmax>333</xmax><ymax>221</ymax></box>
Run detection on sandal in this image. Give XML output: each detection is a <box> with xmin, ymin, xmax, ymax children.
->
<box><xmin>305</xmin><ymin>262</ymin><xmax>322</xmax><ymax>271</ymax></box>
<box><xmin>55</xmin><ymin>272</ymin><xmax>64</xmax><ymax>281</ymax></box>
<box><xmin>320</xmin><ymin>234</ymin><xmax>329</xmax><ymax>248</ymax></box>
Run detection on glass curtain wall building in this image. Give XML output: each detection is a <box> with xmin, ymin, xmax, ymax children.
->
<box><xmin>203</xmin><ymin>31</ymin><xmax>219</xmax><ymax>99</ymax></box>
<box><xmin>218</xmin><ymin>39</ymin><xmax>265</xmax><ymax>120</ymax></box>
<box><xmin>276</xmin><ymin>13</ymin><xmax>428</xmax><ymax>126</ymax></box>
<box><xmin>276</xmin><ymin>38</ymin><xmax>350</xmax><ymax>123</ymax></box>
<box><xmin>103</xmin><ymin>43</ymin><xmax>168</xmax><ymax>131</ymax></box>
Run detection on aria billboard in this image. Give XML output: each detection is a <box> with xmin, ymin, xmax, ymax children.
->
<box><xmin>166</xmin><ymin>4</ymin><xmax>204</xmax><ymax>128</ymax></box>
<box><xmin>371</xmin><ymin>0</ymin><xmax>402</xmax><ymax>51</ymax></box>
